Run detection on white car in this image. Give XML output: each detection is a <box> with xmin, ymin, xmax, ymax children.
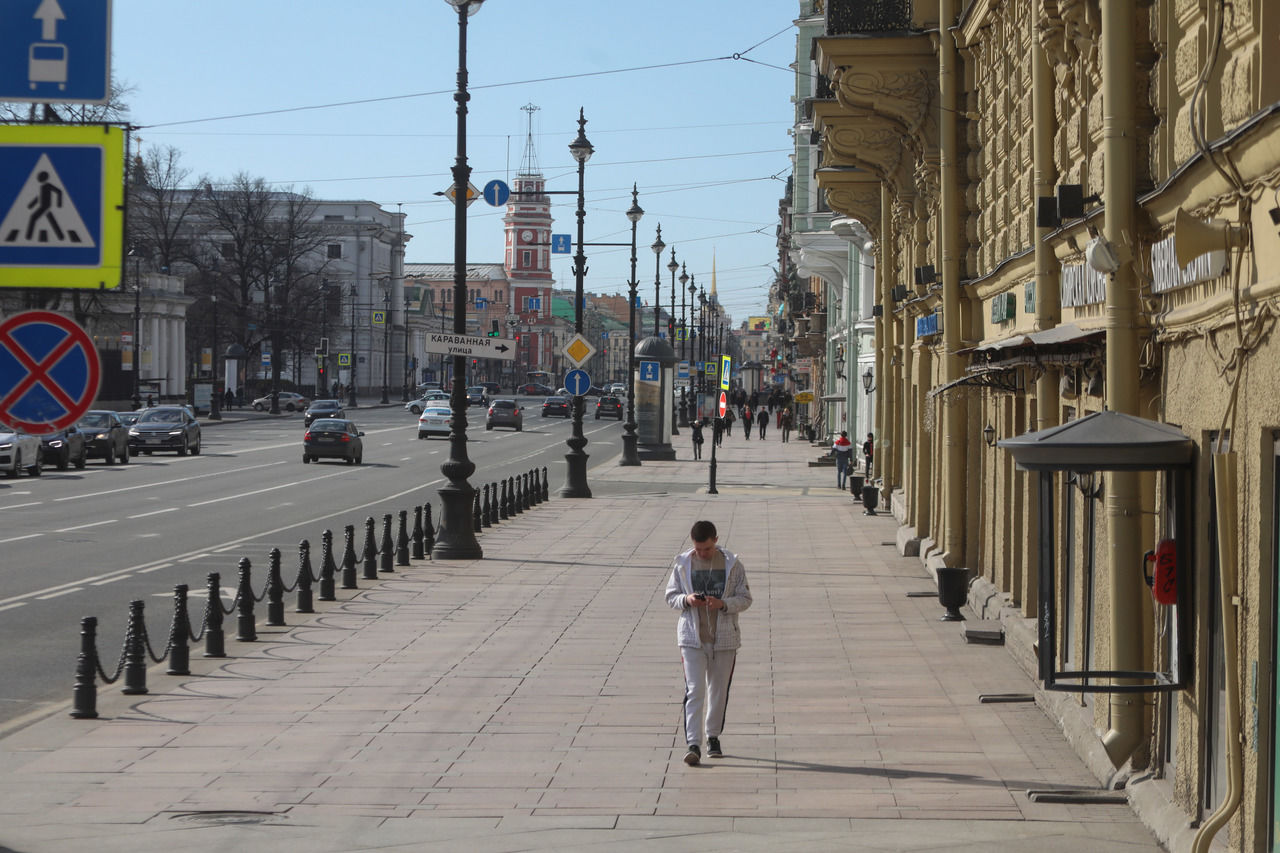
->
<box><xmin>405</xmin><ymin>390</ymin><xmax>450</xmax><ymax>415</ymax></box>
<box><xmin>0</xmin><ymin>429</ymin><xmax>42</xmax><ymax>478</ymax></box>
<box><xmin>417</xmin><ymin>405</ymin><xmax>453</xmax><ymax>439</ymax></box>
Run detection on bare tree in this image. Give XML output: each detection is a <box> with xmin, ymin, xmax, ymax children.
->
<box><xmin>127</xmin><ymin>144</ymin><xmax>201</xmax><ymax>273</ymax></box>
<box><xmin>0</xmin><ymin>79</ymin><xmax>133</xmax><ymax>124</ymax></box>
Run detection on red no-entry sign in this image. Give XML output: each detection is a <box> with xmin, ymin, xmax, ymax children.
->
<box><xmin>0</xmin><ymin>310</ymin><xmax>100</xmax><ymax>434</ymax></box>
<box><xmin>718</xmin><ymin>391</ymin><xmax>728</xmax><ymax>418</ymax></box>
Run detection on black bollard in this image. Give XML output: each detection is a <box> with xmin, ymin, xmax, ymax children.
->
<box><xmin>499</xmin><ymin>480</ymin><xmax>509</xmax><ymax>520</ymax></box>
<box><xmin>362</xmin><ymin>517</ymin><xmax>378</xmax><ymax>580</ymax></box>
<box><xmin>523</xmin><ymin>472</ymin><xmax>532</xmax><ymax>511</ymax></box>
<box><xmin>530</xmin><ymin>469</ymin><xmax>541</xmax><ymax>505</ymax></box>
<box><xmin>71</xmin><ymin>616</ymin><xmax>99</xmax><ymax>718</ymax></box>
<box><xmin>472</xmin><ymin>491</ymin><xmax>482</xmax><ymax>532</ymax></box>
<box><xmin>266</xmin><ymin>547</ymin><xmax>286</xmax><ymax>626</ymax></box>
<box><xmin>296</xmin><ymin>540</ymin><xmax>314</xmax><ymax>614</ymax></box>
<box><xmin>423</xmin><ymin>503</ymin><xmax>435</xmax><ymax>557</ymax></box>
<box><xmin>379</xmin><ymin>513</ymin><xmax>395</xmax><ymax>573</ymax></box>
<box><xmin>203</xmin><ymin>572</ymin><xmax>225</xmax><ymax>658</ymax></box>
<box><xmin>396</xmin><ymin>509</ymin><xmax>411</xmax><ymax>566</ymax></box>
<box><xmin>319</xmin><ymin>530</ymin><xmax>337</xmax><ymax>601</ymax></box>
<box><xmin>542</xmin><ymin>466</ymin><xmax>550</xmax><ymax>501</ymax></box>
<box><xmin>513</xmin><ymin>476</ymin><xmax>524</xmax><ymax>514</ymax></box>
<box><xmin>167</xmin><ymin>584</ymin><xmax>191</xmax><ymax>676</ymax></box>
<box><xmin>341</xmin><ymin>524</ymin><xmax>359</xmax><ymax>589</ymax></box>
<box><xmin>489</xmin><ymin>482</ymin><xmax>499</xmax><ymax>525</ymax></box>
<box><xmin>236</xmin><ymin>557</ymin><xmax>257</xmax><ymax>642</ymax></box>
<box><xmin>122</xmin><ymin>599</ymin><xmax>149</xmax><ymax>695</ymax></box>
<box><xmin>411</xmin><ymin>506</ymin><xmax>425</xmax><ymax>560</ymax></box>
<box><xmin>481</xmin><ymin>484</ymin><xmax>492</xmax><ymax>528</ymax></box>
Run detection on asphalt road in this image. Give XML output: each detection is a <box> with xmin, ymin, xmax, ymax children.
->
<box><xmin>0</xmin><ymin>399</ymin><xmax>658</xmax><ymax>729</ymax></box>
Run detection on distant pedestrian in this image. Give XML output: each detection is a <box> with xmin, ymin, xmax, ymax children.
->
<box><xmin>691</xmin><ymin>419</ymin><xmax>705</xmax><ymax>460</ymax></box>
<box><xmin>145</xmin><ymin>393</ymin><xmax>154</xmax><ymax>408</ymax></box>
<box><xmin>741</xmin><ymin>407</ymin><xmax>752</xmax><ymax>439</ymax></box>
<box><xmin>224</xmin><ymin>389</ymin><xmax>235</xmax><ymax>411</ymax></box>
<box><xmin>235</xmin><ymin>388</ymin><xmax>245</xmax><ymax>407</ymax></box>
<box><xmin>781</xmin><ymin>408</ymin><xmax>793</xmax><ymax>443</ymax></box>
<box><xmin>833</xmin><ymin>430</ymin><xmax>853</xmax><ymax>490</ymax></box>
<box><xmin>863</xmin><ymin>432</ymin><xmax>875</xmax><ymax>476</ymax></box>
<box><xmin>666</xmin><ymin>519</ymin><xmax>753</xmax><ymax>766</ymax></box>
<box><xmin>757</xmin><ymin>407</ymin><xmax>768</xmax><ymax>440</ymax></box>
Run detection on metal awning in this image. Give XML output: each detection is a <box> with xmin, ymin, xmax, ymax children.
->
<box><xmin>926</xmin><ymin>366</ymin><xmax>1023</xmax><ymax>398</ymax></box>
<box><xmin>821</xmin><ymin>394</ymin><xmax>845</xmax><ymax>402</ymax></box>
<box><xmin>959</xmin><ymin>323</ymin><xmax>1103</xmax><ymax>355</ymax></box>
<box><xmin>998</xmin><ymin>410</ymin><xmax>1193</xmax><ymax>471</ymax></box>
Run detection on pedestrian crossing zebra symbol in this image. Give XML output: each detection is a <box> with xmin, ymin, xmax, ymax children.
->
<box><xmin>0</xmin><ymin>153</ymin><xmax>95</xmax><ymax>248</ymax></box>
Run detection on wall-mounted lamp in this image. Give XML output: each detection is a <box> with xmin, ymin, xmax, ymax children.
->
<box><xmin>861</xmin><ymin>366</ymin><xmax>875</xmax><ymax>395</ymax></box>
<box><xmin>1069</xmin><ymin>470</ymin><xmax>1104</xmax><ymax>500</ymax></box>
<box><xmin>834</xmin><ymin>347</ymin><xmax>845</xmax><ymax>379</ymax></box>
<box><xmin>982</xmin><ymin>423</ymin><xmax>996</xmax><ymax>448</ymax></box>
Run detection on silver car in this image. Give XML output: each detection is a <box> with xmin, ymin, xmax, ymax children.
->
<box><xmin>417</xmin><ymin>405</ymin><xmax>452</xmax><ymax>439</ymax></box>
<box><xmin>0</xmin><ymin>429</ymin><xmax>42</xmax><ymax>477</ymax></box>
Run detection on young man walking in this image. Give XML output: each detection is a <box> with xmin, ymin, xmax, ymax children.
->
<box><xmin>665</xmin><ymin>520</ymin><xmax>753</xmax><ymax>766</ymax></box>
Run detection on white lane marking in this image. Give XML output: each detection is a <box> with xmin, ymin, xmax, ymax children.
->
<box><xmin>54</xmin><ymin>519</ymin><xmax>116</xmax><ymax>532</ymax></box>
<box><xmin>128</xmin><ymin>507</ymin><xmax>179</xmax><ymax>519</ymax></box>
<box><xmin>37</xmin><ymin>587</ymin><xmax>83</xmax><ymax>600</ymax></box>
<box><xmin>54</xmin><ymin>460</ymin><xmax>291</xmax><ymax>504</ymax></box>
<box><xmin>91</xmin><ymin>576</ymin><xmax>129</xmax><ymax>586</ymax></box>
<box><xmin>0</xmin><ymin>602</ymin><xmax>27</xmax><ymax>613</ymax></box>
<box><xmin>0</xmin><ymin>501</ymin><xmax>43</xmax><ymax>511</ymax></box>
<box><xmin>0</xmin><ymin>533</ymin><xmax>41</xmax><ymax>545</ymax></box>
<box><xmin>137</xmin><ymin>564</ymin><xmax>171</xmax><ymax>574</ymax></box>
<box><xmin>187</xmin><ymin>469</ymin><xmax>353</xmax><ymax>507</ymax></box>
<box><xmin>178</xmin><ymin>553</ymin><xmax>210</xmax><ymax>562</ymax></box>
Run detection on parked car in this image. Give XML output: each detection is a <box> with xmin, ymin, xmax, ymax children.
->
<box><xmin>303</xmin><ymin>399</ymin><xmax>345</xmax><ymax>427</ymax></box>
<box><xmin>78</xmin><ymin>410</ymin><xmax>131</xmax><ymax>465</ymax></box>
<box><xmin>0</xmin><ymin>429</ymin><xmax>41</xmax><ymax>477</ymax></box>
<box><xmin>594</xmin><ymin>396</ymin><xmax>624</xmax><ymax>420</ymax></box>
<box><xmin>405</xmin><ymin>390</ymin><xmax>449</xmax><ymax>415</ymax></box>
<box><xmin>415</xmin><ymin>381</ymin><xmax>444</xmax><ymax>394</ymax></box>
<box><xmin>40</xmin><ymin>425</ymin><xmax>88</xmax><ymax>470</ymax></box>
<box><xmin>302</xmin><ymin>418</ymin><xmax>364</xmax><ymax>464</ymax></box>
<box><xmin>541</xmin><ymin>396</ymin><xmax>570</xmax><ymax>418</ymax></box>
<box><xmin>466</xmin><ymin>386</ymin><xmax>489</xmax><ymax>407</ymax></box>
<box><xmin>252</xmin><ymin>391</ymin><xmax>310</xmax><ymax>412</ymax></box>
<box><xmin>128</xmin><ymin>406</ymin><xmax>202</xmax><ymax>455</ymax></box>
<box><xmin>517</xmin><ymin>382</ymin><xmax>553</xmax><ymax>396</ymax></box>
<box><xmin>486</xmin><ymin>400</ymin><xmax>523</xmax><ymax>431</ymax></box>
<box><xmin>583</xmin><ymin>385</ymin><xmax>606</xmax><ymax>397</ymax></box>
<box><xmin>417</xmin><ymin>405</ymin><xmax>453</xmax><ymax>439</ymax></box>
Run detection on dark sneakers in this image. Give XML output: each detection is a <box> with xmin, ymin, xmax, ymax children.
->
<box><xmin>707</xmin><ymin>737</ymin><xmax>723</xmax><ymax>758</ymax></box>
<box><xmin>684</xmin><ymin>743</ymin><xmax>701</xmax><ymax>766</ymax></box>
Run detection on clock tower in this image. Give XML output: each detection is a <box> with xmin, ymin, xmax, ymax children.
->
<box><xmin>503</xmin><ymin>104</ymin><xmax>555</xmax><ymax>373</ymax></box>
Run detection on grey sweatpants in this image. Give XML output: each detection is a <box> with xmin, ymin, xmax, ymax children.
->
<box><xmin>681</xmin><ymin>645</ymin><xmax>737</xmax><ymax>746</ymax></box>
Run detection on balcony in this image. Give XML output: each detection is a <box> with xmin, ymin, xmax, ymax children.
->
<box><xmin>826</xmin><ymin>0</ymin><xmax>912</xmax><ymax>34</ymax></box>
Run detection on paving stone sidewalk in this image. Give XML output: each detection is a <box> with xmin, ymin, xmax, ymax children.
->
<box><xmin>0</xmin><ymin>433</ymin><xmax>1162</xmax><ymax>852</ymax></box>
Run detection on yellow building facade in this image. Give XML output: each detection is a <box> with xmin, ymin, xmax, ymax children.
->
<box><xmin>810</xmin><ymin>0</ymin><xmax>1280</xmax><ymax>849</ymax></box>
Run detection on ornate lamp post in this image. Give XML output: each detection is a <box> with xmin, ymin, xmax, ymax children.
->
<box><xmin>650</xmin><ymin>226</ymin><xmax>665</xmax><ymax>337</ymax></box>
<box><xmin>209</xmin><ymin>294</ymin><xmax>221</xmax><ymax>419</ymax></box>
<box><xmin>402</xmin><ymin>294</ymin><xmax>412</xmax><ymax>402</ymax></box>
<box><xmin>434</xmin><ymin>0</ymin><xmax>484</xmax><ymax>559</ymax></box>
<box><xmin>697</xmin><ymin>287</ymin><xmax>707</xmax><ymax>419</ymax></box>
<box><xmin>559</xmin><ymin>108</ymin><xmax>594</xmax><ymax>498</ymax></box>
<box><xmin>667</xmin><ymin>248</ymin><xmax>680</xmax><ymax>435</ymax></box>
<box><xmin>347</xmin><ymin>285</ymin><xmax>359</xmax><ymax>408</ymax></box>
<box><xmin>380</xmin><ymin>286</ymin><xmax>391</xmax><ymax>405</ymax></box>
<box><xmin>685</xmin><ymin>269</ymin><xmax>695</xmax><ymax>423</ymax></box>
<box><xmin>620</xmin><ymin>185</ymin><xmax>643</xmax><ymax>467</ymax></box>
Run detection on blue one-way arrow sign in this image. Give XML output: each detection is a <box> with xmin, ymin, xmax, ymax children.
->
<box><xmin>0</xmin><ymin>0</ymin><xmax>113</xmax><ymax>104</ymax></box>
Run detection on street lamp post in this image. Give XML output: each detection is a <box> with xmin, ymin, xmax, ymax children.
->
<box><xmin>402</xmin><ymin>294</ymin><xmax>412</xmax><ymax>401</ymax></box>
<box><xmin>685</xmin><ymin>270</ymin><xmax>696</xmax><ymax>423</ymax></box>
<box><xmin>677</xmin><ymin>263</ymin><xmax>689</xmax><ymax>427</ymax></box>
<box><xmin>380</xmin><ymin>287</ymin><xmax>391</xmax><ymax>405</ymax></box>
<box><xmin>651</xmin><ymin>227</ymin><xmax>664</xmax><ymax>338</ymax></box>
<box><xmin>434</xmin><ymin>0</ymin><xmax>484</xmax><ymax>559</ymax></box>
<box><xmin>347</xmin><ymin>286</ymin><xmax>359</xmax><ymax>408</ymax></box>
<box><xmin>698</xmin><ymin>288</ymin><xmax>707</xmax><ymax>418</ymax></box>
<box><xmin>560</xmin><ymin>108</ymin><xmax>594</xmax><ymax>498</ymax></box>
<box><xmin>128</xmin><ymin>247</ymin><xmax>142</xmax><ymax>409</ymax></box>
<box><xmin>209</xmin><ymin>294</ymin><xmax>221</xmax><ymax>419</ymax></box>
<box><xmin>667</xmin><ymin>248</ymin><xmax>680</xmax><ymax>435</ymax></box>
<box><xmin>620</xmin><ymin>185</ymin><xmax>643</xmax><ymax>467</ymax></box>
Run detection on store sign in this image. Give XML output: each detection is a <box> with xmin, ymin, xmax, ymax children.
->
<box><xmin>1149</xmin><ymin>233</ymin><xmax>1228</xmax><ymax>294</ymax></box>
<box><xmin>916</xmin><ymin>312</ymin><xmax>941</xmax><ymax>337</ymax></box>
<box><xmin>1061</xmin><ymin>262</ymin><xmax>1107</xmax><ymax>308</ymax></box>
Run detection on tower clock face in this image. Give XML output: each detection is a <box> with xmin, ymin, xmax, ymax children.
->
<box><xmin>520</xmin><ymin>230</ymin><xmax>534</xmax><ymax>243</ymax></box>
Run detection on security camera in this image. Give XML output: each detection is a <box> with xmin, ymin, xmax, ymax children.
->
<box><xmin>1086</xmin><ymin>236</ymin><xmax>1121</xmax><ymax>274</ymax></box>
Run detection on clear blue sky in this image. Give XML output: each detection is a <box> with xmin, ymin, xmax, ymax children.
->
<box><xmin>112</xmin><ymin>1</ymin><xmax>799</xmax><ymax>324</ymax></box>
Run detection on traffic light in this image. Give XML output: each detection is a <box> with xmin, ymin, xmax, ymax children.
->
<box><xmin>488</xmin><ymin>319</ymin><xmax>499</xmax><ymax>337</ymax></box>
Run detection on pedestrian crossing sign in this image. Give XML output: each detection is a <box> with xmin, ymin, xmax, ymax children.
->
<box><xmin>0</xmin><ymin>125</ymin><xmax>124</xmax><ymax>288</ymax></box>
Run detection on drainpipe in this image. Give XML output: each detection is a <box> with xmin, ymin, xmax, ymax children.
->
<box><xmin>1032</xmin><ymin>25</ymin><xmax>1060</xmax><ymax>432</ymax></box>
<box><xmin>1099</xmin><ymin>0</ymin><xmax>1146</xmax><ymax>768</ymax></box>
<box><xmin>878</xmin><ymin>185</ymin><xmax>894</xmax><ymax>486</ymax></box>
<box><xmin>939</xmin><ymin>0</ymin><xmax>966</xmax><ymax>565</ymax></box>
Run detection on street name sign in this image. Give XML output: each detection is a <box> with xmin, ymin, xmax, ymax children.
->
<box><xmin>0</xmin><ymin>124</ymin><xmax>124</xmax><ymax>288</ymax></box>
<box><xmin>0</xmin><ymin>310</ymin><xmax>100</xmax><ymax>433</ymax></box>
<box><xmin>423</xmin><ymin>332</ymin><xmax>515</xmax><ymax>361</ymax></box>
<box><xmin>0</xmin><ymin>0</ymin><xmax>113</xmax><ymax>104</ymax></box>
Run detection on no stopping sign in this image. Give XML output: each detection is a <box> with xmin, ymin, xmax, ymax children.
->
<box><xmin>0</xmin><ymin>311</ymin><xmax>101</xmax><ymax>434</ymax></box>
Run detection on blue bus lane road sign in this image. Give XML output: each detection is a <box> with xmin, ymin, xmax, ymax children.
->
<box><xmin>0</xmin><ymin>310</ymin><xmax>100</xmax><ymax>434</ymax></box>
<box><xmin>0</xmin><ymin>0</ymin><xmax>113</xmax><ymax>104</ymax></box>
<box><xmin>0</xmin><ymin>124</ymin><xmax>125</xmax><ymax>288</ymax></box>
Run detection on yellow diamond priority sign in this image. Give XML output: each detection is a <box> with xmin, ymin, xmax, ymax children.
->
<box><xmin>562</xmin><ymin>333</ymin><xmax>596</xmax><ymax>367</ymax></box>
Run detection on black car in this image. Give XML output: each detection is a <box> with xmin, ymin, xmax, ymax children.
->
<box><xmin>541</xmin><ymin>396</ymin><xmax>570</xmax><ymax>417</ymax></box>
<box><xmin>303</xmin><ymin>418</ymin><xmax>364</xmax><ymax>464</ymax></box>
<box><xmin>304</xmin><ymin>399</ymin><xmax>345</xmax><ymax>427</ymax></box>
<box><xmin>40</xmin><ymin>426</ymin><xmax>88</xmax><ymax>470</ymax></box>
<box><xmin>78</xmin><ymin>410</ymin><xmax>131</xmax><ymax>465</ymax></box>
<box><xmin>466</xmin><ymin>386</ymin><xmax>489</xmax><ymax>407</ymax></box>
<box><xmin>517</xmin><ymin>383</ymin><xmax>553</xmax><ymax>396</ymax></box>
<box><xmin>594</xmin><ymin>396</ymin><xmax>623</xmax><ymax>420</ymax></box>
<box><xmin>129</xmin><ymin>406</ymin><xmax>202</xmax><ymax>456</ymax></box>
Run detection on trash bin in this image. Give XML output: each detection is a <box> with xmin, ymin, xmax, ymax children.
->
<box><xmin>861</xmin><ymin>483</ymin><xmax>879</xmax><ymax>515</ymax></box>
<box><xmin>848</xmin><ymin>473</ymin><xmax>864</xmax><ymax>496</ymax></box>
